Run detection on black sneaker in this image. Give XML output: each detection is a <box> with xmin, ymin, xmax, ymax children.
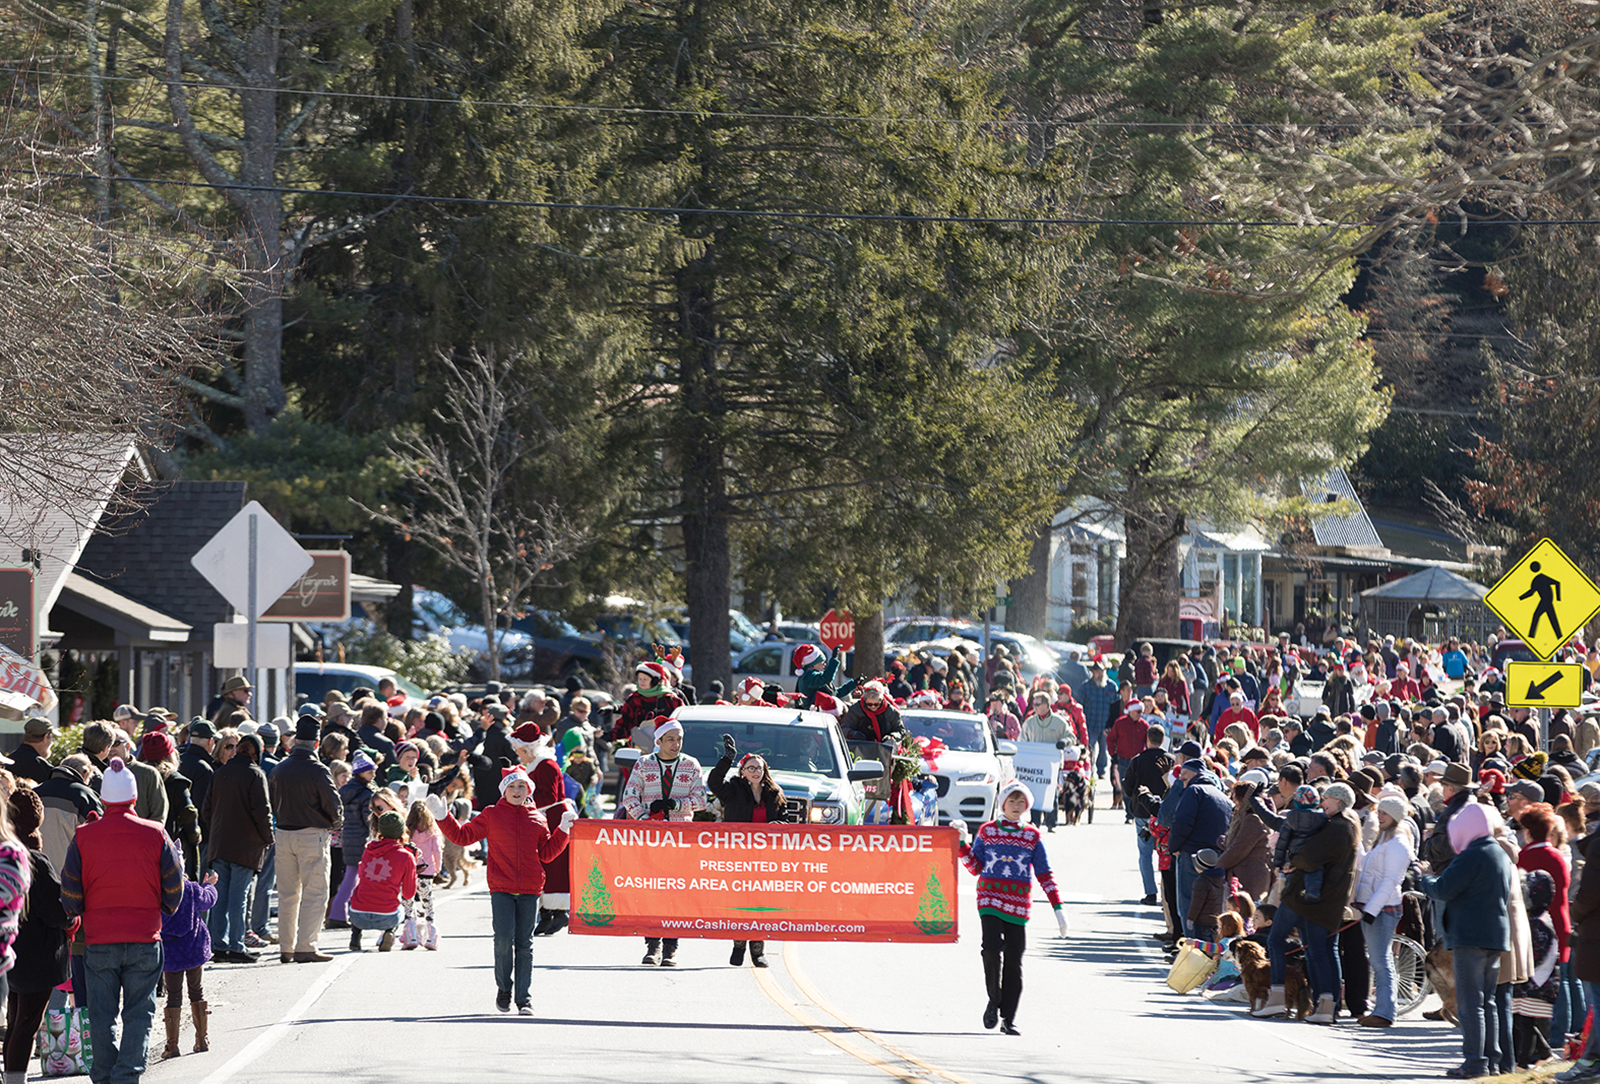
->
<box><xmin>983</xmin><ymin>1002</ymin><xmax>998</xmax><ymax>1030</ymax></box>
<box><xmin>1141</xmin><ymin>894</ymin><xmax>1158</xmax><ymax>906</ymax></box>
<box><xmin>517</xmin><ymin>1004</ymin><xmax>534</xmax><ymax>1016</ymax></box>
<box><xmin>496</xmin><ymin>990</ymin><xmax>512</xmax><ymax>1014</ymax></box>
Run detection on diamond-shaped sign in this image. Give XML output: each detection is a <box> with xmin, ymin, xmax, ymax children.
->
<box><xmin>1484</xmin><ymin>538</ymin><xmax>1600</xmax><ymax>661</ymax></box>
<box><xmin>190</xmin><ymin>501</ymin><xmax>314</xmax><ymax>618</ymax></box>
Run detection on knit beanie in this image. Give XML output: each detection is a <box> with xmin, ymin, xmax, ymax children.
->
<box><xmin>377</xmin><ymin>811</ymin><xmax>406</xmax><ymax>840</ymax></box>
<box><xmin>7</xmin><ymin>789</ymin><xmax>42</xmax><ymax>851</ymax></box>
<box><xmin>139</xmin><ymin>731</ymin><xmax>176</xmax><ymax>764</ymax></box>
<box><xmin>1322</xmin><ymin>782</ymin><xmax>1356</xmax><ymax>810</ymax></box>
<box><xmin>1514</xmin><ymin>751</ymin><xmax>1549</xmax><ymax>782</ymax></box>
<box><xmin>102</xmin><ymin>757</ymin><xmax>138</xmax><ymax>805</ymax></box>
<box><xmin>1292</xmin><ymin>784</ymin><xmax>1320</xmax><ymax>809</ymax></box>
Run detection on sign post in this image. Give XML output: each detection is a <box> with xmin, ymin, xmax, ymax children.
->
<box><xmin>1484</xmin><ymin>538</ymin><xmax>1600</xmax><ymax>661</ymax></box>
<box><xmin>191</xmin><ymin>501</ymin><xmax>314</xmax><ymax>693</ymax></box>
<box><xmin>819</xmin><ymin>608</ymin><xmax>855</xmax><ymax>652</ymax></box>
<box><xmin>1505</xmin><ymin>661</ymin><xmax>1584</xmax><ymax>710</ymax></box>
<box><xmin>0</xmin><ymin>568</ymin><xmax>35</xmax><ymax>660</ymax></box>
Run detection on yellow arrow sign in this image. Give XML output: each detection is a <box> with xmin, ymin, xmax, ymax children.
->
<box><xmin>1505</xmin><ymin>661</ymin><xmax>1585</xmax><ymax>710</ymax></box>
<box><xmin>1484</xmin><ymin>538</ymin><xmax>1600</xmax><ymax>662</ymax></box>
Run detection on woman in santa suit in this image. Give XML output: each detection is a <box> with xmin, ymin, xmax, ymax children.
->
<box><xmin>520</xmin><ymin>728</ymin><xmax>574</xmax><ymax>936</ymax></box>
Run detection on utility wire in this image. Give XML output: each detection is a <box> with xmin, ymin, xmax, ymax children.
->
<box><xmin>27</xmin><ymin>169</ymin><xmax>1600</xmax><ymax>228</ymax></box>
<box><xmin>0</xmin><ymin>64</ymin><xmax>1499</xmax><ymax>131</ymax></box>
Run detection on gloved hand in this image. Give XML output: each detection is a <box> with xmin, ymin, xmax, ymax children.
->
<box><xmin>722</xmin><ymin>733</ymin><xmax>738</xmax><ymax>758</ymax></box>
<box><xmin>648</xmin><ymin>799</ymin><xmax>669</xmax><ymax>815</ymax></box>
<box><xmin>425</xmin><ymin>793</ymin><xmax>447</xmax><ymax>820</ymax></box>
<box><xmin>558</xmin><ymin>802</ymin><xmax>577</xmax><ymax>832</ymax></box>
<box><xmin>954</xmin><ymin>820</ymin><xmax>970</xmax><ymax>846</ymax></box>
<box><xmin>1055</xmin><ymin>907</ymin><xmax>1069</xmax><ymax>939</ymax></box>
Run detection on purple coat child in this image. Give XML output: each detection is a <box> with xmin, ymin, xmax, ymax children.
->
<box><xmin>161</xmin><ymin>878</ymin><xmax>218</xmax><ymax>973</ymax></box>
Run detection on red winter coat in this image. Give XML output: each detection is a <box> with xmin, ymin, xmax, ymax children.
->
<box><xmin>1053</xmin><ymin>696</ymin><xmax>1088</xmax><ymax>746</ymax></box>
<box><xmin>349</xmin><ymin>837</ymin><xmax>418</xmax><ymax>915</ymax></box>
<box><xmin>438</xmin><ymin>801</ymin><xmax>570</xmax><ymax>896</ymax></box>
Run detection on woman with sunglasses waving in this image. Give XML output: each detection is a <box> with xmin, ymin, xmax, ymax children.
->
<box><xmin>709</xmin><ymin>734</ymin><xmax>792</xmax><ymax>968</ymax></box>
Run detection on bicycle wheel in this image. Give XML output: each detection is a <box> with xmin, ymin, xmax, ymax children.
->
<box><xmin>1368</xmin><ymin>934</ymin><xmax>1430</xmax><ymax>1016</ymax></box>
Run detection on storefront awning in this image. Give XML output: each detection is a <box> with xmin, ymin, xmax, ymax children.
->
<box><xmin>56</xmin><ymin>573</ymin><xmax>192</xmax><ymax>644</ymax></box>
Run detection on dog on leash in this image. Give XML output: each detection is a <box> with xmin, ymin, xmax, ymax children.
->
<box><xmin>1283</xmin><ymin>956</ymin><xmax>1313</xmax><ymax>1020</ymax></box>
<box><xmin>1425</xmin><ymin>944</ymin><xmax>1458</xmax><ymax>1024</ymax></box>
<box><xmin>1234</xmin><ymin>940</ymin><xmax>1272</xmax><ymax>1012</ymax></box>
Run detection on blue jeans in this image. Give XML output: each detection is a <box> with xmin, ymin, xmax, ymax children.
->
<box><xmin>85</xmin><ymin>941</ymin><xmax>163</xmax><ymax>1084</ymax></box>
<box><xmin>206</xmin><ymin>859</ymin><xmax>256</xmax><ymax>953</ymax></box>
<box><xmin>1553</xmin><ymin>959</ymin><xmax>1586</xmax><ymax>1047</ymax></box>
<box><xmin>1494</xmin><ymin>982</ymin><xmax>1513</xmax><ymax>1074</ymax></box>
<box><xmin>1135</xmin><ymin>818</ymin><xmax>1157</xmax><ymax>896</ymax></box>
<box><xmin>1453</xmin><ymin>945</ymin><xmax>1502</xmax><ymax>1076</ymax></box>
<box><xmin>490</xmin><ymin>892</ymin><xmax>540</xmax><ymax>1006</ymax></box>
<box><xmin>1088</xmin><ymin>726</ymin><xmax>1108</xmax><ymax>777</ymax></box>
<box><xmin>1175</xmin><ymin>856</ymin><xmax>1198</xmax><ymax>935</ymax></box>
<box><xmin>1267</xmin><ymin>903</ymin><xmax>1341</xmax><ymax>1002</ymax></box>
<box><xmin>250</xmin><ymin>843</ymin><xmax>276</xmax><ymax>937</ymax></box>
<box><xmin>349</xmin><ymin>907</ymin><xmax>402</xmax><ymax>931</ymax></box>
<box><xmin>1362</xmin><ymin>910</ymin><xmax>1400</xmax><ymax>1020</ymax></box>
<box><xmin>1581</xmin><ymin>980</ymin><xmax>1600</xmax><ymax>1060</ymax></box>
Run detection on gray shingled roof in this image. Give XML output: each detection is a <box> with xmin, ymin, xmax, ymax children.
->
<box><xmin>1303</xmin><ymin>469</ymin><xmax>1385</xmax><ymax>549</ymax></box>
<box><xmin>1360</xmin><ymin>566</ymin><xmax>1488</xmax><ymax>602</ymax></box>
<box><xmin>76</xmin><ymin>481</ymin><xmax>247</xmax><ymax>630</ymax></box>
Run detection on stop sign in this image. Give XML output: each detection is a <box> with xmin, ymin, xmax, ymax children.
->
<box><xmin>818</xmin><ymin>608</ymin><xmax>855</xmax><ymax>651</ymax></box>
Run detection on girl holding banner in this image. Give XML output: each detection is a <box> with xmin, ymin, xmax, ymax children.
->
<box><xmin>709</xmin><ymin>734</ymin><xmax>792</xmax><ymax>968</ymax></box>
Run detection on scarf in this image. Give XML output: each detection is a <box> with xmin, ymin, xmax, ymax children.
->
<box><xmin>636</xmin><ymin>683</ymin><xmax>668</xmax><ymax>699</ymax></box>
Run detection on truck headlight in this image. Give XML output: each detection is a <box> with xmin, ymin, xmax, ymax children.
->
<box><xmin>809</xmin><ymin>802</ymin><xmax>844</xmax><ymax>823</ymax></box>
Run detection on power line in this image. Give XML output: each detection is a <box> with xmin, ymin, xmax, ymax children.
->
<box><xmin>28</xmin><ymin>168</ymin><xmax>1600</xmax><ymax>229</ymax></box>
<box><xmin>0</xmin><ymin>63</ymin><xmax>1504</xmax><ymax>131</ymax></box>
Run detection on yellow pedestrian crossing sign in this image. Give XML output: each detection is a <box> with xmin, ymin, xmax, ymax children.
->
<box><xmin>1484</xmin><ymin>538</ymin><xmax>1600</xmax><ymax>661</ymax></box>
<box><xmin>1505</xmin><ymin>661</ymin><xmax>1584</xmax><ymax>709</ymax></box>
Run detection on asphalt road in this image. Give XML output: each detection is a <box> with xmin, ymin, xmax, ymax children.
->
<box><xmin>139</xmin><ymin>793</ymin><xmax>1468</xmax><ymax>1084</ymax></box>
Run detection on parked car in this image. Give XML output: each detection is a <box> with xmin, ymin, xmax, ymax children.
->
<box><xmin>507</xmin><ymin>609</ymin><xmax>609</xmax><ymax>681</ymax></box>
<box><xmin>769</xmin><ymin>622</ymin><xmax>820</xmax><ymax>643</ymax></box>
<box><xmin>413</xmin><ymin>588</ymin><xmax>535</xmax><ymax>678</ymax></box>
<box><xmin>667</xmin><ymin>705</ymin><xmax>885</xmax><ymax>824</ymax></box>
<box><xmin>900</xmin><ymin>709</ymin><xmax>1015</xmax><ymax>832</ymax></box>
<box><xmin>293</xmin><ymin>663</ymin><xmax>428</xmax><ymax>709</ymax></box>
<box><xmin>886</xmin><ymin>616</ymin><xmax>983</xmax><ymax>646</ymax></box>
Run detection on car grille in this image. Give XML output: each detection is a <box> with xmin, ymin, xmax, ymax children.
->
<box><xmin>784</xmin><ymin>797</ymin><xmax>810</xmax><ymax>822</ymax></box>
<box><xmin>934</xmin><ymin>776</ymin><xmax>952</xmax><ymax>798</ymax></box>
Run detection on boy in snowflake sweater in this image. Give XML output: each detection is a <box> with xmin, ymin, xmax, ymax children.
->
<box><xmin>956</xmin><ymin>781</ymin><xmax>1068</xmax><ymax>1035</ymax></box>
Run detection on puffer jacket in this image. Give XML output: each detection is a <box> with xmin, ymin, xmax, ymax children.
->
<box><xmin>339</xmin><ymin>778</ymin><xmax>376</xmax><ymax>856</ymax></box>
<box><xmin>1355</xmin><ymin>827</ymin><xmax>1416</xmax><ymax>917</ymax></box>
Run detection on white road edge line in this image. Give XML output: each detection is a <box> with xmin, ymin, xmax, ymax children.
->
<box><xmin>198</xmin><ymin>954</ymin><xmax>357</xmax><ymax>1084</ymax></box>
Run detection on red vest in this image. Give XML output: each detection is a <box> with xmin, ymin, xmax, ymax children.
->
<box><xmin>74</xmin><ymin>805</ymin><xmax>169</xmax><ymax>944</ymax></box>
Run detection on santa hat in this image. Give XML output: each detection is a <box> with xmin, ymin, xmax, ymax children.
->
<box><xmin>654</xmin><ymin>719</ymin><xmax>684</xmax><ymax>747</ymax></box>
<box><xmin>909</xmin><ymin>689</ymin><xmax>941</xmax><ymax>709</ymax></box>
<box><xmin>792</xmin><ymin>644</ymin><xmax>825</xmax><ymax>675</ymax></box>
<box><xmin>996</xmin><ymin>780</ymin><xmax>1032</xmax><ymax>816</ymax></box>
<box><xmin>509</xmin><ymin>723</ymin><xmax>544</xmax><ymax>756</ymax></box>
<box><xmin>859</xmin><ymin>680</ymin><xmax>889</xmax><ymax>700</ymax></box>
<box><xmin>811</xmin><ymin>691</ymin><xmax>843</xmax><ymax>718</ymax></box>
<box><xmin>737</xmin><ymin>676</ymin><xmax>765</xmax><ymax>704</ymax></box>
<box><xmin>635</xmin><ymin>661</ymin><xmax>670</xmax><ymax>688</ymax></box>
<box><xmin>499</xmin><ymin>764</ymin><xmax>532</xmax><ymax>796</ymax></box>
<box><xmin>102</xmin><ymin>757</ymin><xmax>138</xmax><ymax>805</ymax></box>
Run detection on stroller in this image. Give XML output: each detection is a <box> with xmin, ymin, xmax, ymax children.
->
<box><xmin>1057</xmin><ymin>746</ymin><xmax>1094</xmax><ymax>825</ymax></box>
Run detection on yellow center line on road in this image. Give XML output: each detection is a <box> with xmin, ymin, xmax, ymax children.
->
<box><xmin>776</xmin><ymin>941</ymin><xmax>981</xmax><ymax>1084</ymax></box>
<box><xmin>751</xmin><ymin>962</ymin><xmax>927</xmax><ymax>1084</ymax></box>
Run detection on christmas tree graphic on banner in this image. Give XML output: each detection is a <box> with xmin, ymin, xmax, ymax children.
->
<box><xmin>577</xmin><ymin>858</ymin><xmax>614</xmax><ymax>927</ymax></box>
<box><xmin>914</xmin><ymin>869</ymin><xmax>953</xmax><ymax>935</ymax></box>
